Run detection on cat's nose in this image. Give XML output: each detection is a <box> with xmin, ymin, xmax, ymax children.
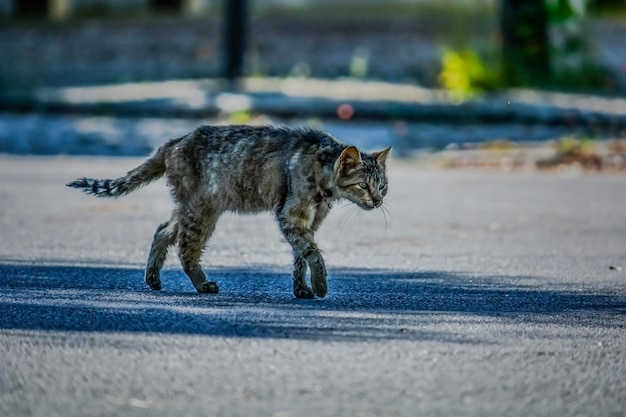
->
<box><xmin>373</xmin><ymin>198</ymin><xmax>382</xmax><ymax>208</ymax></box>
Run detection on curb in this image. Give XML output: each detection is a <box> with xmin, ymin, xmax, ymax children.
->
<box><xmin>1</xmin><ymin>79</ymin><xmax>626</xmax><ymax>130</ymax></box>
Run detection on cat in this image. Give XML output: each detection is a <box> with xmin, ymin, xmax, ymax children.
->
<box><xmin>67</xmin><ymin>125</ymin><xmax>391</xmax><ymax>298</ymax></box>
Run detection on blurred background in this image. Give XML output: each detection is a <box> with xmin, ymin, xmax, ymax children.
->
<box><xmin>1</xmin><ymin>0</ymin><xmax>625</xmax><ymax>170</ymax></box>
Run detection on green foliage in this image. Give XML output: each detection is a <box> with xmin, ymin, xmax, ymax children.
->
<box><xmin>438</xmin><ymin>49</ymin><xmax>500</xmax><ymax>101</ymax></box>
<box><xmin>547</xmin><ymin>0</ymin><xmax>578</xmax><ymax>22</ymax></box>
<box><xmin>554</xmin><ymin>136</ymin><xmax>597</xmax><ymax>157</ymax></box>
<box><xmin>550</xmin><ymin>60</ymin><xmax>616</xmax><ymax>91</ymax></box>
<box><xmin>229</xmin><ymin>110</ymin><xmax>252</xmax><ymax>124</ymax></box>
<box><xmin>440</xmin><ymin>0</ymin><xmax>617</xmax><ymax>96</ymax></box>
<box><xmin>349</xmin><ymin>47</ymin><xmax>369</xmax><ymax>79</ymax></box>
<box><xmin>547</xmin><ymin>0</ymin><xmax>616</xmax><ymax>91</ymax></box>
<box><xmin>588</xmin><ymin>0</ymin><xmax>626</xmax><ymax>15</ymax></box>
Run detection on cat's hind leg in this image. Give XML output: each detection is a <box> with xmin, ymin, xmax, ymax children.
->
<box><xmin>145</xmin><ymin>218</ymin><xmax>178</xmax><ymax>290</ymax></box>
<box><xmin>178</xmin><ymin>208</ymin><xmax>220</xmax><ymax>293</ymax></box>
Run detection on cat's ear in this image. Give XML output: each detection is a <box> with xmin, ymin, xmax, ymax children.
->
<box><xmin>371</xmin><ymin>147</ymin><xmax>392</xmax><ymax>168</ymax></box>
<box><xmin>338</xmin><ymin>146</ymin><xmax>362</xmax><ymax>169</ymax></box>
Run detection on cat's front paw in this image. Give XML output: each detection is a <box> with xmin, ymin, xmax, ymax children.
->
<box><xmin>308</xmin><ymin>254</ymin><xmax>328</xmax><ymax>298</ymax></box>
<box><xmin>145</xmin><ymin>271</ymin><xmax>162</xmax><ymax>291</ymax></box>
<box><xmin>311</xmin><ymin>276</ymin><xmax>327</xmax><ymax>298</ymax></box>
<box><xmin>294</xmin><ymin>286</ymin><xmax>315</xmax><ymax>299</ymax></box>
<box><xmin>197</xmin><ymin>281</ymin><xmax>219</xmax><ymax>294</ymax></box>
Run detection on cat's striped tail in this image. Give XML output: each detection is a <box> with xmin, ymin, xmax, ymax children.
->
<box><xmin>66</xmin><ymin>138</ymin><xmax>181</xmax><ymax>198</ymax></box>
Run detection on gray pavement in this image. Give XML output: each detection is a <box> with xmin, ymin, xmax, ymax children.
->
<box><xmin>1</xmin><ymin>155</ymin><xmax>625</xmax><ymax>417</ymax></box>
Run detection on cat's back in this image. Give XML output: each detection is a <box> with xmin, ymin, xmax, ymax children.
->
<box><xmin>167</xmin><ymin>125</ymin><xmax>332</xmax><ymax>211</ymax></box>
<box><xmin>187</xmin><ymin>125</ymin><xmax>322</xmax><ymax>162</ymax></box>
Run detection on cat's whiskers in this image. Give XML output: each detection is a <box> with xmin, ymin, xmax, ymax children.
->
<box><xmin>382</xmin><ymin>198</ymin><xmax>398</xmax><ymax>209</ymax></box>
<box><xmin>336</xmin><ymin>203</ymin><xmax>362</xmax><ymax>231</ymax></box>
<box><xmin>379</xmin><ymin>202</ymin><xmax>392</xmax><ymax>229</ymax></box>
<box><xmin>335</xmin><ymin>201</ymin><xmax>356</xmax><ymax>221</ymax></box>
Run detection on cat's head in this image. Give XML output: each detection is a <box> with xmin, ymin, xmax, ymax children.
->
<box><xmin>333</xmin><ymin>146</ymin><xmax>391</xmax><ymax>210</ymax></box>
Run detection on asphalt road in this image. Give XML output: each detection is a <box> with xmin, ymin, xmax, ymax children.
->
<box><xmin>1</xmin><ymin>155</ymin><xmax>625</xmax><ymax>417</ymax></box>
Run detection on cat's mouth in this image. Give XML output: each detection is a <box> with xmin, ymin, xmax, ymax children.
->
<box><xmin>360</xmin><ymin>200</ymin><xmax>382</xmax><ymax>210</ymax></box>
<box><xmin>344</xmin><ymin>195</ymin><xmax>382</xmax><ymax>211</ymax></box>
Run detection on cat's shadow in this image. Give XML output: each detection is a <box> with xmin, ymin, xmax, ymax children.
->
<box><xmin>1</xmin><ymin>263</ymin><xmax>624</xmax><ymax>342</ymax></box>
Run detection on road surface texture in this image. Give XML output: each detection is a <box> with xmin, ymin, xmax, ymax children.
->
<box><xmin>1</xmin><ymin>155</ymin><xmax>625</xmax><ymax>417</ymax></box>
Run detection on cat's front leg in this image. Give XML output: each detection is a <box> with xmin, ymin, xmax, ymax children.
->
<box><xmin>292</xmin><ymin>256</ymin><xmax>314</xmax><ymax>299</ymax></box>
<box><xmin>305</xmin><ymin>246</ymin><xmax>328</xmax><ymax>298</ymax></box>
<box><xmin>279</xmin><ymin>223</ymin><xmax>328</xmax><ymax>298</ymax></box>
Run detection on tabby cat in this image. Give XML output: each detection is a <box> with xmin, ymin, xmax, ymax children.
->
<box><xmin>67</xmin><ymin>125</ymin><xmax>391</xmax><ymax>298</ymax></box>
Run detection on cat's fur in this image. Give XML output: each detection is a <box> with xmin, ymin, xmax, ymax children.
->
<box><xmin>67</xmin><ymin>125</ymin><xmax>390</xmax><ymax>298</ymax></box>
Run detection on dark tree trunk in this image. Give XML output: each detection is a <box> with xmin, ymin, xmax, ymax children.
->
<box><xmin>223</xmin><ymin>0</ymin><xmax>248</xmax><ymax>87</ymax></box>
<box><xmin>150</xmin><ymin>0</ymin><xmax>183</xmax><ymax>13</ymax></box>
<box><xmin>13</xmin><ymin>0</ymin><xmax>49</xmax><ymax>19</ymax></box>
<box><xmin>500</xmin><ymin>0</ymin><xmax>551</xmax><ymax>86</ymax></box>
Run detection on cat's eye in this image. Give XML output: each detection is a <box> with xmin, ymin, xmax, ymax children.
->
<box><xmin>379</xmin><ymin>182</ymin><xmax>386</xmax><ymax>190</ymax></box>
<box><xmin>358</xmin><ymin>182</ymin><xmax>368</xmax><ymax>189</ymax></box>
